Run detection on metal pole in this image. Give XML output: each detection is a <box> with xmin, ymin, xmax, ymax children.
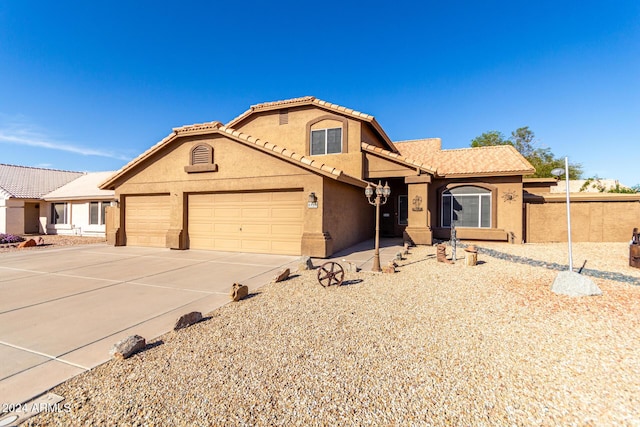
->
<box><xmin>565</xmin><ymin>156</ymin><xmax>573</xmax><ymax>272</ymax></box>
<box><xmin>373</xmin><ymin>195</ymin><xmax>381</xmax><ymax>272</ymax></box>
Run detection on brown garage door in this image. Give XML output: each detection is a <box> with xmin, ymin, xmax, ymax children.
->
<box><xmin>188</xmin><ymin>191</ymin><xmax>304</xmax><ymax>255</ymax></box>
<box><xmin>124</xmin><ymin>195</ymin><xmax>170</xmax><ymax>247</ymax></box>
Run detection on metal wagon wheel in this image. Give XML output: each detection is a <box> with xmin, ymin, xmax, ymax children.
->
<box><xmin>317</xmin><ymin>261</ymin><xmax>345</xmax><ymax>287</ymax></box>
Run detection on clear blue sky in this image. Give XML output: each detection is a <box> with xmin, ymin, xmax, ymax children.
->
<box><xmin>1</xmin><ymin>1</ymin><xmax>638</xmax><ymax>186</ymax></box>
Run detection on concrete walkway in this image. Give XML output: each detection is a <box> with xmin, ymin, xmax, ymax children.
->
<box><xmin>0</xmin><ymin>238</ymin><xmax>403</xmax><ymax>410</ymax></box>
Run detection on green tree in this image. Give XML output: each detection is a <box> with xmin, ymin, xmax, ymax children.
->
<box><xmin>470</xmin><ymin>126</ymin><xmax>582</xmax><ymax>179</ymax></box>
<box><xmin>471</xmin><ymin>130</ymin><xmax>509</xmax><ymax>147</ymax></box>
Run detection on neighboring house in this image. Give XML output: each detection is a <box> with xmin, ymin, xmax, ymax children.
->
<box><xmin>0</xmin><ymin>164</ymin><xmax>115</xmax><ymax>237</ymax></box>
<box><xmin>100</xmin><ymin>96</ymin><xmax>535</xmax><ymax>257</ymax></box>
<box><xmin>0</xmin><ymin>164</ymin><xmax>83</xmax><ymax>235</ymax></box>
<box><xmin>44</xmin><ymin>171</ymin><xmax>116</xmax><ymax>237</ymax></box>
<box><xmin>551</xmin><ymin>178</ymin><xmax>630</xmax><ymax>193</ymax></box>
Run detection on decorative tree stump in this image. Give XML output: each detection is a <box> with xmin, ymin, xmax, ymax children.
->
<box><xmin>464</xmin><ymin>245</ymin><xmax>478</xmax><ymax>267</ymax></box>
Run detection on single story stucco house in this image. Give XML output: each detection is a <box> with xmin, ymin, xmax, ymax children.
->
<box><xmin>100</xmin><ymin>96</ymin><xmax>536</xmax><ymax>257</ymax></box>
<box><xmin>0</xmin><ymin>164</ymin><xmax>115</xmax><ymax>237</ymax></box>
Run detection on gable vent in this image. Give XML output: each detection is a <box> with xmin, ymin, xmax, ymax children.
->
<box><xmin>279</xmin><ymin>109</ymin><xmax>289</xmax><ymax>125</ymax></box>
<box><xmin>192</xmin><ymin>145</ymin><xmax>211</xmax><ymax>165</ymax></box>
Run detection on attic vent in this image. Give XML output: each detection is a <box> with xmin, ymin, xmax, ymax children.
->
<box><xmin>279</xmin><ymin>109</ymin><xmax>289</xmax><ymax>125</ymax></box>
<box><xmin>192</xmin><ymin>144</ymin><xmax>212</xmax><ymax>165</ymax></box>
<box><xmin>185</xmin><ymin>143</ymin><xmax>218</xmax><ymax>173</ymax></box>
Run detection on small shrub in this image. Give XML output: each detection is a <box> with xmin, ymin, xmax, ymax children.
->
<box><xmin>0</xmin><ymin>234</ymin><xmax>25</xmax><ymax>244</ymax></box>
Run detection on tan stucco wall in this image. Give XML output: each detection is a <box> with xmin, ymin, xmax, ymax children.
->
<box><xmin>1</xmin><ymin>198</ymin><xmax>25</xmax><ymax>235</ymax></box>
<box><xmin>361</xmin><ymin>123</ymin><xmax>386</xmax><ymax>149</ymax></box>
<box><xmin>321</xmin><ymin>178</ymin><xmax>374</xmax><ymax>254</ymax></box>
<box><xmin>364</xmin><ymin>152</ymin><xmax>419</xmax><ymax>179</ymax></box>
<box><xmin>430</xmin><ymin>176</ymin><xmax>524</xmax><ymax>243</ymax></box>
<box><xmin>525</xmin><ymin>196</ymin><xmax>640</xmax><ymax>243</ymax></box>
<box><xmin>111</xmin><ymin>133</ymin><xmax>346</xmax><ymax>256</ymax></box>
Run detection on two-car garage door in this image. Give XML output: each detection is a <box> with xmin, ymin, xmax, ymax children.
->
<box><xmin>188</xmin><ymin>191</ymin><xmax>304</xmax><ymax>255</ymax></box>
<box><xmin>125</xmin><ymin>191</ymin><xmax>304</xmax><ymax>254</ymax></box>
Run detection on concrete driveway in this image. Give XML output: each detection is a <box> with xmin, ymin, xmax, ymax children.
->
<box><xmin>0</xmin><ymin>244</ymin><xmax>299</xmax><ymax>407</ymax></box>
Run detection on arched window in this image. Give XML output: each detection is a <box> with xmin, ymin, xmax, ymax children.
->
<box><xmin>441</xmin><ymin>186</ymin><xmax>491</xmax><ymax>228</ymax></box>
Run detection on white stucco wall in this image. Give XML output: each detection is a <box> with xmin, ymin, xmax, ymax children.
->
<box><xmin>45</xmin><ymin>200</ymin><xmax>108</xmax><ymax>237</ymax></box>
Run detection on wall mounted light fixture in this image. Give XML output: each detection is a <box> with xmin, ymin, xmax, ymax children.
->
<box><xmin>307</xmin><ymin>192</ymin><xmax>318</xmax><ymax>208</ymax></box>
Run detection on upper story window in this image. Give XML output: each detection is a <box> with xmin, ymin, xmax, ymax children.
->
<box><xmin>311</xmin><ymin>128</ymin><xmax>342</xmax><ymax>155</ymax></box>
<box><xmin>441</xmin><ymin>186</ymin><xmax>491</xmax><ymax>228</ymax></box>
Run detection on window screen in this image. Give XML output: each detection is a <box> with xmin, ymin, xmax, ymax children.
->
<box><xmin>90</xmin><ymin>202</ymin><xmax>99</xmax><ymax>225</ymax></box>
<box><xmin>310</xmin><ymin>128</ymin><xmax>342</xmax><ymax>155</ymax></box>
<box><xmin>311</xmin><ymin>130</ymin><xmax>325</xmax><ymax>155</ymax></box>
<box><xmin>441</xmin><ymin>187</ymin><xmax>491</xmax><ymax>228</ymax></box>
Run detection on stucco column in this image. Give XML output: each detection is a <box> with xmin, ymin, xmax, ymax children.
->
<box><xmin>404</xmin><ymin>177</ymin><xmax>432</xmax><ymax>245</ymax></box>
<box><xmin>301</xmin><ymin>182</ymin><xmax>333</xmax><ymax>257</ymax></box>
<box><xmin>166</xmin><ymin>190</ymin><xmax>187</xmax><ymax>249</ymax></box>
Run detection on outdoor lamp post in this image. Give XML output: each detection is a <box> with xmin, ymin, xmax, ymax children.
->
<box><xmin>365</xmin><ymin>181</ymin><xmax>391</xmax><ymax>272</ymax></box>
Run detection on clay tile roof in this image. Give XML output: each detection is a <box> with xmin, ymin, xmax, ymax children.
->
<box><xmin>396</xmin><ymin>140</ymin><xmax>535</xmax><ymax>177</ymax></box>
<box><xmin>250</xmin><ymin>96</ymin><xmax>316</xmax><ymax>110</ymax></box>
<box><xmin>0</xmin><ymin>164</ymin><xmax>84</xmax><ymax>199</ymax></box>
<box><xmin>173</xmin><ymin>121</ymin><xmax>222</xmax><ymax>133</ymax></box>
<box><xmin>360</xmin><ymin>143</ymin><xmax>437</xmax><ymax>174</ymax></box>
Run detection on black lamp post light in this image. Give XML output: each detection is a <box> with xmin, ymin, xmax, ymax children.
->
<box><xmin>365</xmin><ymin>181</ymin><xmax>391</xmax><ymax>272</ymax></box>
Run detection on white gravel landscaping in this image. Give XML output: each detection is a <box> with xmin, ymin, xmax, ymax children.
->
<box><xmin>23</xmin><ymin>242</ymin><xmax>640</xmax><ymax>426</ymax></box>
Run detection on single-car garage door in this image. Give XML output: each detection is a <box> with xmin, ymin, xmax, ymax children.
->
<box><xmin>125</xmin><ymin>195</ymin><xmax>171</xmax><ymax>247</ymax></box>
<box><xmin>188</xmin><ymin>191</ymin><xmax>304</xmax><ymax>255</ymax></box>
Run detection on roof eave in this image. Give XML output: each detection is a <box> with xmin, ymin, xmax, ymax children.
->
<box><xmin>361</xmin><ymin>143</ymin><xmax>436</xmax><ymax>175</ymax></box>
<box><xmin>437</xmin><ymin>170</ymin><xmax>535</xmax><ymax>179</ymax></box>
<box><xmin>44</xmin><ymin>196</ymin><xmax>115</xmax><ymax>202</ymax></box>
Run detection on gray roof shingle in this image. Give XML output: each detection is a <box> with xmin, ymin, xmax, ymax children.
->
<box><xmin>0</xmin><ymin>164</ymin><xmax>85</xmax><ymax>199</ymax></box>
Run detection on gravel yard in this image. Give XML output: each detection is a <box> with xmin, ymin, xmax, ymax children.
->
<box><xmin>22</xmin><ymin>242</ymin><xmax>640</xmax><ymax>426</ymax></box>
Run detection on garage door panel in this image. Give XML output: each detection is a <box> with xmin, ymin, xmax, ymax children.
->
<box><xmin>214</xmin><ymin>208</ymin><xmax>241</xmax><ymax>218</ymax></box>
<box><xmin>241</xmin><ymin>240</ymin><xmax>271</xmax><ymax>252</ymax></box>
<box><xmin>213</xmin><ymin>223</ymin><xmax>241</xmax><ymax>233</ymax></box>
<box><xmin>241</xmin><ymin>224</ymin><xmax>271</xmax><ymax>235</ymax></box>
<box><xmin>273</xmin><ymin>208</ymin><xmax>303</xmax><ymax>219</ymax></box>
<box><xmin>188</xmin><ymin>191</ymin><xmax>303</xmax><ymax>255</ymax></box>
<box><xmin>271</xmin><ymin>241</ymin><xmax>301</xmax><ymax>253</ymax></box>
<box><xmin>271</xmin><ymin>224</ymin><xmax>303</xmax><ymax>236</ymax></box>
<box><xmin>214</xmin><ymin>239</ymin><xmax>242</xmax><ymax>250</ymax></box>
<box><xmin>272</xmin><ymin>192</ymin><xmax>302</xmax><ymax>202</ymax></box>
<box><xmin>242</xmin><ymin>208</ymin><xmax>270</xmax><ymax>218</ymax></box>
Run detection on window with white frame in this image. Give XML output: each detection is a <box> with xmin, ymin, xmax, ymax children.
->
<box><xmin>51</xmin><ymin>203</ymin><xmax>68</xmax><ymax>225</ymax></box>
<box><xmin>310</xmin><ymin>128</ymin><xmax>342</xmax><ymax>155</ymax></box>
<box><xmin>89</xmin><ymin>201</ymin><xmax>109</xmax><ymax>225</ymax></box>
<box><xmin>441</xmin><ymin>186</ymin><xmax>491</xmax><ymax>228</ymax></box>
